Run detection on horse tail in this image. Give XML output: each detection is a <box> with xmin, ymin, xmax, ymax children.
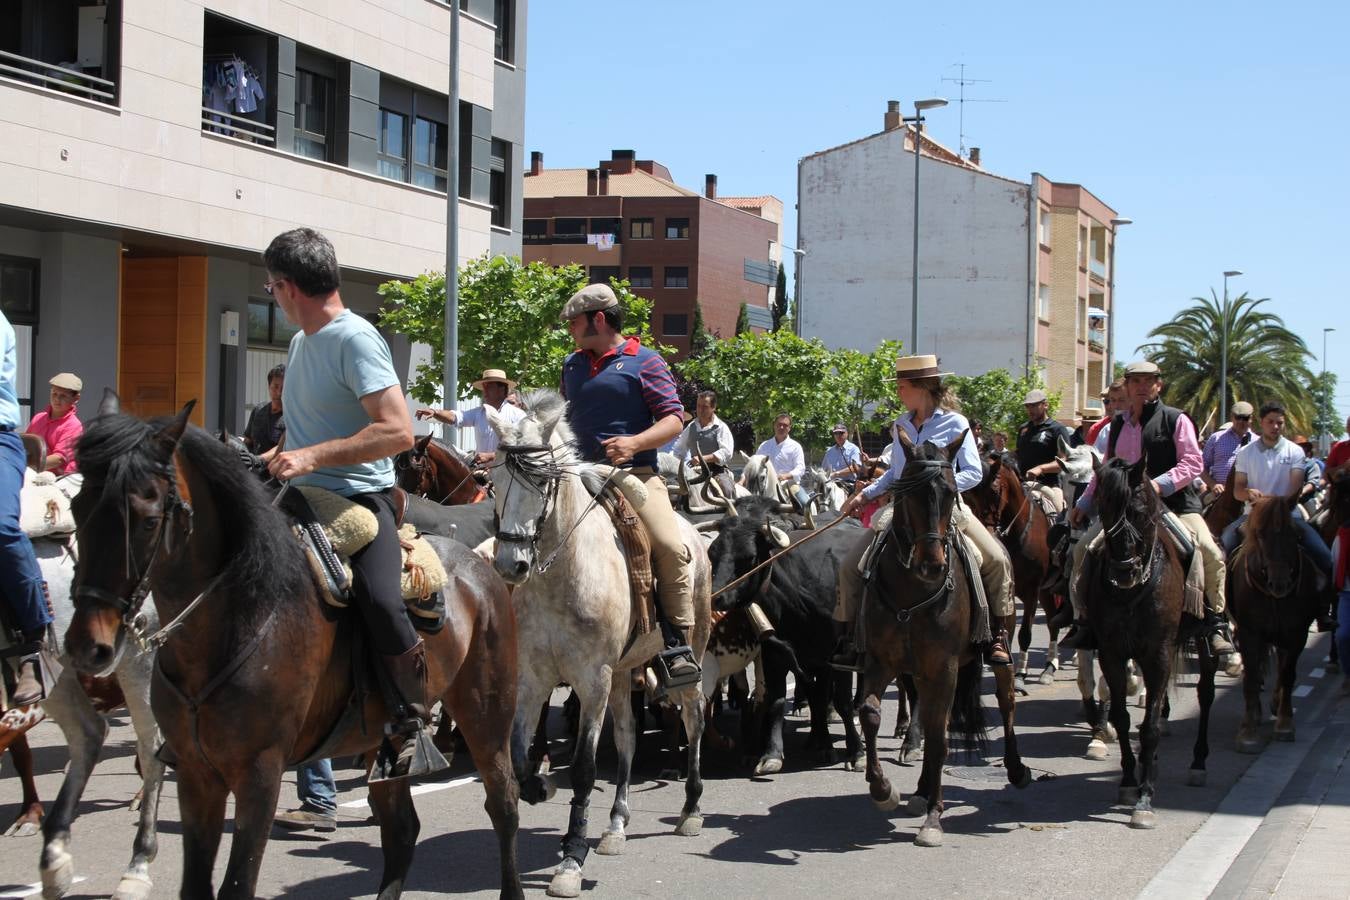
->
<box><xmin>947</xmin><ymin>657</ymin><xmax>988</xmax><ymax>758</ymax></box>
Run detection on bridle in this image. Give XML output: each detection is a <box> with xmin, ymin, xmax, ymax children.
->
<box><xmin>1242</xmin><ymin>525</ymin><xmax>1305</xmax><ymax>600</ymax></box>
<box><xmin>399</xmin><ymin>441</ymin><xmax>485</xmax><ymax>505</ymax></box>
<box><xmin>1100</xmin><ymin>495</ymin><xmax>1158</xmax><ymax>590</ymax></box>
<box><xmin>871</xmin><ymin>457</ymin><xmax>957</xmax><ymax>623</ymax></box>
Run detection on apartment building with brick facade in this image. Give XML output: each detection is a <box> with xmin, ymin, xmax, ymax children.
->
<box><xmin>799</xmin><ymin>101</ymin><xmax>1122</xmax><ymax>422</ymax></box>
<box><xmin>0</xmin><ymin>0</ymin><xmax>526</xmax><ymax>432</ymax></box>
<box><xmin>522</xmin><ymin>149</ymin><xmax>782</xmax><ymax>357</ymax></box>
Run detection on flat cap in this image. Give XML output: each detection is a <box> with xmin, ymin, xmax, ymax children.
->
<box><xmin>49</xmin><ymin>373</ymin><xmax>82</xmax><ymax>392</ymax></box>
<box><xmin>561</xmin><ymin>283</ymin><xmax>619</xmax><ymax>321</ymax></box>
<box><xmin>1022</xmin><ymin>389</ymin><xmax>1048</xmax><ymax>405</ymax></box>
<box><xmin>1123</xmin><ymin>360</ymin><xmax>1160</xmax><ymax>376</ymax></box>
<box><xmin>1231</xmin><ymin>401</ymin><xmax>1254</xmax><ymax>416</ymax></box>
<box><xmin>832</xmin><ymin>423</ymin><xmax>848</xmax><ymax>433</ymax></box>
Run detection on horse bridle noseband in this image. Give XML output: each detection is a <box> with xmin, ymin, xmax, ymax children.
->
<box><xmin>1101</xmin><ymin>501</ymin><xmax>1159</xmax><ymax>589</ymax></box>
<box><xmin>493</xmin><ymin>442</ymin><xmax>563</xmax><ymax>551</ymax></box>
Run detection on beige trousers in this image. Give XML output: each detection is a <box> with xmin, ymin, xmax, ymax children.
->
<box><xmin>631</xmin><ymin>468</ymin><xmax>694</xmax><ymax>629</ymax></box>
<box><xmin>833</xmin><ymin>502</ymin><xmax>1015</xmax><ymax>624</ymax></box>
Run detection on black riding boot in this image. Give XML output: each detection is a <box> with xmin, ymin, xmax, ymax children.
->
<box><xmin>830</xmin><ymin>620</ymin><xmax>863</xmax><ymax>672</ymax></box>
<box><xmin>372</xmin><ymin>639</ymin><xmax>450</xmax><ymax>782</ymax></box>
<box><xmin>1060</xmin><ymin>617</ymin><xmax>1097</xmax><ymax>651</ymax></box>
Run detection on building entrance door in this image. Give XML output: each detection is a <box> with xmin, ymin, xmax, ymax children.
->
<box><xmin>118</xmin><ymin>256</ymin><xmax>207</xmax><ymax>424</ymax></box>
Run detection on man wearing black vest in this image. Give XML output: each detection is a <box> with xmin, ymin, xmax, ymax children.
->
<box><xmin>1062</xmin><ymin>360</ymin><xmax>1234</xmax><ymax>657</ymax></box>
<box><xmin>1015</xmin><ymin>388</ymin><xmax>1074</xmax><ymax>514</ymax></box>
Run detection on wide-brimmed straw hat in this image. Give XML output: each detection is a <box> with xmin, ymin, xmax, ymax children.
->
<box><xmin>471</xmin><ymin>368</ymin><xmax>517</xmax><ymax>390</ymax></box>
<box><xmin>893</xmin><ymin>354</ymin><xmax>952</xmax><ymax>379</ymax></box>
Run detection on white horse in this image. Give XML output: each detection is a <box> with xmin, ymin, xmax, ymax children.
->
<box><xmin>5</xmin><ymin>535</ymin><xmax>165</xmax><ymax>900</ymax></box>
<box><xmin>800</xmin><ymin>466</ymin><xmax>849</xmax><ymax>513</ymax></box>
<box><xmin>487</xmin><ymin>390</ymin><xmax>711</xmax><ymax>899</ymax></box>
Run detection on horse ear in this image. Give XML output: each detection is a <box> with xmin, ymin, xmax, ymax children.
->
<box><xmin>1091</xmin><ymin>453</ymin><xmax>1102</xmax><ymax>475</ymax></box>
<box><xmin>988</xmin><ymin>453</ymin><xmax>1002</xmax><ymax>475</ymax></box>
<box><xmin>414</xmin><ymin>433</ymin><xmax>432</xmax><ymax>455</ymax></box>
<box><xmin>1057</xmin><ymin>434</ymin><xmax>1073</xmax><ymax>460</ymax></box>
<box><xmin>98</xmin><ymin>388</ymin><xmax>121</xmax><ymax>417</ymax></box>
<box><xmin>154</xmin><ymin>400</ymin><xmax>195</xmax><ymax>458</ymax></box>
<box><xmin>534</xmin><ymin>399</ymin><xmax>565</xmax><ymax>441</ymax></box>
<box><xmin>944</xmin><ymin>429</ymin><xmax>969</xmax><ymax>463</ymax></box>
<box><xmin>897</xmin><ymin>429</ymin><xmax>916</xmax><ymax>453</ymax></box>
<box><xmin>1127</xmin><ymin>457</ymin><xmax>1147</xmax><ymax>488</ymax></box>
<box><xmin>483</xmin><ymin>403</ymin><xmax>505</xmax><ymax>436</ymax></box>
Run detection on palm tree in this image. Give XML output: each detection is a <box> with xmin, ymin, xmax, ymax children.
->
<box><xmin>1137</xmin><ymin>292</ymin><xmax>1314</xmax><ymax>432</ymax></box>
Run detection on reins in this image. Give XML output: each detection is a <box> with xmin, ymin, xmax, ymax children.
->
<box><xmin>709</xmin><ymin>513</ymin><xmax>853</xmax><ymax>600</ymax></box>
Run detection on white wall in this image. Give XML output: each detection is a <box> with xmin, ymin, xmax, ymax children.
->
<box><xmin>799</xmin><ymin>129</ymin><xmax>1031</xmax><ymax>376</ymax></box>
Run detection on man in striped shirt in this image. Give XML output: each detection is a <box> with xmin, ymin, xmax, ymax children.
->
<box><xmin>1201</xmin><ymin>400</ymin><xmax>1254</xmax><ymax>495</ymax></box>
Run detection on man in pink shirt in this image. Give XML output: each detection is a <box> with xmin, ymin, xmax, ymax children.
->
<box><xmin>24</xmin><ymin>373</ymin><xmax>84</xmax><ymax>475</ymax></box>
<box><xmin>1062</xmin><ymin>360</ymin><xmax>1232</xmax><ymax>657</ymax></box>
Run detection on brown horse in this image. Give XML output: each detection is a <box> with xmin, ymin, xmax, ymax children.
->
<box><xmin>395</xmin><ymin>434</ymin><xmax>487</xmax><ymax>505</ymax></box>
<box><xmin>968</xmin><ymin>452</ymin><xmax>1061</xmax><ymax>685</ymax></box>
<box><xmin>856</xmin><ymin>430</ymin><xmax>1029</xmax><ymax>848</ymax></box>
<box><xmin>1084</xmin><ymin>457</ymin><xmax>1217</xmax><ymax>829</ymax></box>
<box><xmin>1229</xmin><ymin>495</ymin><xmax>1323</xmax><ymax>752</ymax></box>
<box><xmin>62</xmin><ymin>397</ymin><xmax>523</xmax><ymax>900</ymax></box>
<box><xmin>1203</xmin><ymin>466</ymin><xmax>1243</xmax><ymax>540</ymax></box>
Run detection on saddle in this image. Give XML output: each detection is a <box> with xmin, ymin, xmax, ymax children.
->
<box><xmin>1078</xmin><ymin>515</ymin><xmax>1205</xmax><ymax>618</ymax></box>
<box><xmin>279</xmin><ymin>486</ymin><xmax>448</xmax><ymax>633</ymax></box>
<box><xmin>19</xmin><ymin>469</ymin><xmax>79</xmax><ymax>538</ymax></box>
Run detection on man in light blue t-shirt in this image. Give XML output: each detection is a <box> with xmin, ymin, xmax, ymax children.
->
<box><xmin>262</xmin><ymin>228</ymin><xmax>439</xmax><ymax>785</ymax></box>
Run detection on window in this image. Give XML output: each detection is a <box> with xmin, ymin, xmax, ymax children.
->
<box><xmin>663</xmin><ymin>314</ymin><xmax>689</xmax><ymax>337</ymax></box>
<box><xmin>523</xmin><ymin>218</ymin><xmax>547</xmax><ymax>239</ymax></box>
<box><xmin>1037</xmin><ymin>285</ymin><xmax>1050</xmax><ymax>321</ymax></box>
<box><xmin>493</xmin><ymin>0</ymin><xmax>514</xmax><ymax>63</ymax></box>
<box><xmin>628</xmin><ymin>266</ymin><xmax>653</xmax><ymax>288</ymax></box>
<box><xmin>377</xmin><ymin>109</ymin><xmax>408</xmax><ymax>181</ymax></box>
<box><xmin>664</xmin><ymin>266</ymin><xmax>689</xmax><ymax>289</ymax></box>
<box><xmin>629</xmin><ymin>218</ymin><xmax>653</xmax><ymax>240</ymax></box>
<box><xmin>589</xmin><ymin>217</ymin><xmax>621</xmax><ymax>236</ymax></box>
<box><xmin>248</xmin><ymin>300</ymin><xmax>300</xmax><ymax>348</ymax></box>
<box><xmin>1038</xmin><ymin>209</ymin><xmax>1050</xmax><ymax>246</ymax></box>
<box><xmin>0</xmin><ymin>256</ymin><xmax>39</xmax><ymax>326</ymax></box>
<box><xmin>555</xmin><ymin>217</ymin><xmax>586</xmax><ymax>236</ymax></box>
<box><xmin>590</xmin><ymin>266</ymin><xmax>620</xmax><ymax>284</ymax></box>
<box><xmin>294</xmin><ymin>68</ymin><xmax>334</xmax><ymax>161</ymax></box>
<box><xmin>665</xmin><ymin>217</ymin><xmax>690</xmax><ymax>240</ymax></box>
<box><xmin>490</xmin><ymin>138</ymin><xmax>510</xmax><ymax>228</ymax></box>
<box><xmin>413</xmin><ymin>116</ymin><xmax>448</xmax><ymax>191</ymax></box>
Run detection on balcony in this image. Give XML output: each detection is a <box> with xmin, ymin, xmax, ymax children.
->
<box><xmin>0</xmin><ymin>49</ymin><xmax>116</xmax><ymax>104</ymax></box>
<box><xmin>1088</xmin><ymin>328</ymin><xmax>1105</xmax><ymax>352</ymax></box>
<box><xmin>1089</xmin><ymin>258</ymin><xmax>1107</xmax><ymax>281</ymax></box>
<box><xmin>202</xmin><ymin>107</ymin><xmax>275</xmax><ymax>146</ymax></box>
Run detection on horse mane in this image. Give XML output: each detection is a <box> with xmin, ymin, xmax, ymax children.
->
<box><xmin>512</xmin><ymin>388</ymin><xmax>577</xmax><ymax>463</ymax></box>
<box><xmin>1246</xmin><ymin>494</ymin><xmax>1294</xmax><ymax>537</ymax></box>
<box><xmin>994</xmin><ymin>451</ymin><xmax>1021</xmax><ymax>477</ymax></box>
<box><xmin>1095</xmin><ymin>457</ymin><xmax>1155</xmax><ymax>524</ymax></box>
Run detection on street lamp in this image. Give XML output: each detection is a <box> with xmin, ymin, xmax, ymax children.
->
<box><xmin>1219</xmin><ymin>269</ymin><xmax>1242</xmax><ymax>423</ymax></box>
<box><xmin>1108</xmin><ymin>217</ymin><xmax>1132</xmax><ymax>384</ymax></box>
<box><xmin>905</xmin><ymin>97</ymin><xmax>948</xmax><ymax>352</ymax></box>
<box><xmin>782</xmin><ymin>245</ymin><xmax>806</xmax><ymax>336</ymax></box>
<box><xmin>1323</xmin><ymin>327</ymin><xmax>1337</xmax><ymax>454</ymax></box>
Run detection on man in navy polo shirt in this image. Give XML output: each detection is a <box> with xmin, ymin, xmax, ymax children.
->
<box><xmin>560</xmin><ymin>284</ymin><xmax>700</xmax><ymax>683</ymax></box>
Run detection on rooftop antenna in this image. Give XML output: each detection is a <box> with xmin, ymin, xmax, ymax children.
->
<box><xmin>940</xmin><ymin>63</ymin><xmax>1006</xmax><ymax>157</ymax></box>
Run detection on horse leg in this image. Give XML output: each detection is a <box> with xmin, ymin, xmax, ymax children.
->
<box><xmin>804</xmin><ymin>671</ymin><xmax>836</xmax><ymax>763</ymax></box>
<box><xmin>548</xmin><ymin>675</ymin><xmax>609</xmax><ymax>899</ymax></box>
<box><xmin>111</xmin><ymin>663</ymin><xmax>166</xmax><ymax>900</ymax></box>
<box><xmin>366</xmin><ymin>777</ymin><xmax>419</xmax><ymax>900</ymax></box>
<box><xmin>1077</xmin><ymin>650</ymin><xmax>1109</xmax><ymax>759</ymax></box>
<box><xmin>216</xmin><ymin>754</ymin><xmax>286</xmax><ymax>900</ymax></box>
<box><xmin>891</xmin><ymin>675</ymin><xmax>908</xmax><ymax>739</ymax></box>
<box><xmin>859</xmin><ymin>658</ymin><xmax>900</xmax><ymax>811</ymax></box>
<box><xmin>991</xmin><ymin>664</ymin><xmax>1030</xmax><ymax>788</ymax></box>
<box><xmin>4</xmin><ymin>734</ymin><xmax>43</xmax><ymax>837</ymax></box>
<box><xmin>1098</xmin><ymin>651</ymin><xmax>1138</xmax><ymax>807</ymax></box>
<box><xmin>39</xmin><ymin>670</ymin><xmax>109</xmax><ymax>899</ymax></box>
<box><xmin>529</xmin><ymin>699</ymin><xmax>552</xmax><ymax>774</ymax></box>
<box><xmin>1274</xmin><ymin>647</ymin><xmax>1302</xmax><ymax>742</ymax></box>
<box><xmin>1129</xmin><ymin>656</ymin><xmax>1169</xmax><ymax>830</ymax></box>
<box><xmin>1016</xmin><ymin>593</ymin><xmax>1034</xmax><ymax>684</ymax></box>
<box><xmin>675</xmin><ymin>682</ymin><xmax>706</xmax><ymax>837</ymax></box>
<box><xmin>596</xmin><ymin>671</ymin><xmax>636</xmax><ymax>856</ymax></box>
<box><xmin>1188</xmin><ymin>641</ymin><xmax>1218</xmax><ymax>787</ymax></box>
<box><xmin>174</xmin><ymin>765</ymin><xmax>229</xmax><ymax>900</ymax></box>
<box><xmin>900</xmin><ymin>676</ymin><xmax>923</xmax><ymax>764</ymax></box>
<box><xmin>832</xmin><ymin>671</ymin><xmax>864</xmax><ymax>771</ymax></box>
<box><xmin>1236</xmin><ymin>631</ymin><xmax>1266</xmax><ymax>753</ymax></box>
<box><xmin>511</xmin><ymin>677</ymin><xmax>555</xmax><ymax>806</ymax></box>
<box><xmin>910</xmin><ymin>669</ymin><xmax>955</xmax><ymax>846</ymax></box>
<box><xmin>1038</xmin><ymin>594</ymin><xmax>1061</xmax><ymax>685</ymax></box>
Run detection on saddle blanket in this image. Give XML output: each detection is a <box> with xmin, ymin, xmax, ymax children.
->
<box><xmin>293</xmin><ymin>486</ymin><xmax>447</xmax><ymax>617</ymax></box>
<box><xmin>20</xmin><ymin>470</ymin><xmax>81</xmax><ymax>538</ymax></box>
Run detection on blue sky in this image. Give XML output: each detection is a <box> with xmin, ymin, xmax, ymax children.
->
<box><xmin>523</xmin><ymin>1</ymin><xmax>1350</xmax><ymax>433</ymax></box>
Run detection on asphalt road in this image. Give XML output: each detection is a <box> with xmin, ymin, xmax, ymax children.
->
<box><xmin>0</xmin><ymin>624</ymin><xmax>1341</xmax><ymax>900</ymax></box>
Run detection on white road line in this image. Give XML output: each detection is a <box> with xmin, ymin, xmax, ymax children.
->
<box><xmin>338</xmin><ymin>775</ymin><xmax>480</xmax><ymax>809</ymax></box>
<box><xmin>0</xmin><ymin>877</ymin><xmax>85</xmax><ymax>898</ymax></box>
<box><xmin>1293</xmin><ymin>684</ymin><xmax>1314</xmax><ymax>698</ymax></box>
<box><xmin>1309</xmin><ymin>667</ymin><xmax>1326</xmax><ymax>679</ymax></box>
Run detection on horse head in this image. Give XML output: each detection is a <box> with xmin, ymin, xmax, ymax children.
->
<box><xmin>65</xmin><ymin>393</ymin><xmax>195</xmax><ymax>675</ymax></box>
<box><xmin>1245</xmin><ymin>493</ymin><xmax>1303</xmax><ymax>598</ymax></box>
<box><xmin>888</xmin><ymin>429</ymin><xmax>963</xmax><ymax>583</ymax></box>
<box><xmin>1056</xmin><ymin>436</ymin><xmax>1101</xmax><ymax>509</ymax></box>
<box><xmin>485</xmin><ymin>389</ymin><xmax>570</xmax><ymax>584</ymax></box>
<box><xmin>1095</xmin><ymin>456</ymin><xmax>1158</xmax><ymax>590</ymax></box>
<box><xmin>394</xmin><ymin>433</ymin><xmax>437</xmax><ymax>496</ymax></box>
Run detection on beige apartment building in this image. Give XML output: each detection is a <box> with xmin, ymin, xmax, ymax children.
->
<box><xmin>0</xmin><ymin>0</ymin><xmax>526</xmax><ymax>431</ymax></box>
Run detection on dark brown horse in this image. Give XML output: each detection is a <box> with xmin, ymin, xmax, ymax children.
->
<box><xmin>395</xmin><ymin>434</ymin><xmax>487</xmax><ymax>505</ymax></box>
<box><xmin>1229</xmin><ymin>495</ymin><xmax>1323</xmax><ymax>752</ymax></box>
<box><xmin>1084</xmin><ymin>457</ymin><xmax>1217</xmax><ymax>829</ymax></box>
<box><xmin>62</xmin><ymin>397</ymin><xmax>523</xmax><ymax>899</ymax></box>
<box><xmin>856</xmin><ymin>430</ymin><xmax>1029</xmax><ymax>848</ymax></box>
<box><xmin>967</xmin><ymin>452</ymin><xmax>1061</xmax><ymax>686</ymax></box>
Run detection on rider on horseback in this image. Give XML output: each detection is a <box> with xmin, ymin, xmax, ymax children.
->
<box><xmin>670</xmin><ymin>389</ymin><xmax>736</xmax><ymax>500</ymax></box>
<box><xmin>833</xmin><ymin>355</ymin><xmax>1015</xmax><ymax>670</ymax></box>
<box><xmin>1015</xmin><ymin>388</ymin><xmax>1073</xmax><ymax>514</ymax></box>
<box><xmin>559</xmin><ymin>283</ymin><xmax>701</xmax><ymax>685</ymax></box>
<box><xmin>821</xmin><ymin>423</ymin><xmax>863</xmax><ymax>495</ymax></box>
<box><xmin>262</xmin><ymin>227</ymin><xmax>441</xmax><ymax>781</ymax></box>
<box><xmin>1063</xmin><ymin>360</ymin><xmax>1235</xmax><ymax>657</ymax></box>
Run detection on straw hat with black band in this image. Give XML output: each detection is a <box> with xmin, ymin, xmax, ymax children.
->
<box><xmin>892</xmin><ymin>354</ymin><xmax>953</xmax><ymax>380</ymax></box>
<box><xmin>471</xmin><ymin>368</ymin><xmax>517</xmax><ymax>391</ymax></box>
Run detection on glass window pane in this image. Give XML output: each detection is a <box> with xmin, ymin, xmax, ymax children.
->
<box><xmin>272</xmin><ymin>306</ymin><xmax>300</xmax><ymax>344</ymax></box>
<box><xmin>247</xmin><ymin>301</ymin><xmax>270</xmax><ymax>343</ymax></box>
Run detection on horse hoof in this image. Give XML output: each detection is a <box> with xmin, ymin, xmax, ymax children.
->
<box><xmin>898</xmin><ymin>746</ymin><xmax>920</xmax><ymax>766</ymax></box>
<box><xmin>871</xmin><ymin>783</ymin><xmax>902</xmax><ymax>812</ymax></box>
<box><xmin>1013</xmin><ymin>766</ymin><xmax>1033</xmax><ymax>789</ymax></box>
<box><xmin>675</xmin><ymin>814</ymin><xmax>703</xmax><ymax>837</ymax></box>
<box><xmin>754</xmin><ymin>756</ymin><xmax>783</xmax><ymax>776</ymax></box>
<box><xmin>1102</xmin><ymin>723</ymin><xmax>1118</xmax><ymax>742</ymax></box>
<box><xmin>538</xmin><ymin>757</ymin><xmax>552</xmax><ymax>775</ymax></box>
<box><xmin>1188</xmin><ymin>769</ymin><xmax>1207</xmax><ymax>787</ymax></box>
<box><xmin>1130</xmin><ymin>809</ymin><xmax>1157</xmax><ymax>830</ymax></box>
<box><xmin>915</xmin><ymin>825</ymin><xmax>944</xmax><ymax>847</ymax></box>
<box><xmin>1236</xmin><ymin>735</ymin><xmax>1264</xmax><ymax>755</ymax></box>
<box><xmin>1274</xmin><ymin>728</ymin><xmax>1296</xmax><ymax>743</ymax></box>
<box><xmin>1224</xmin><ymin>657</ymin><xmax>1244</xmax><ymax>678</ymax></box>
<box><xmin>1085</xmin><ymin>739</ymin><xmax>1109</xmax><ymax>761</ymax></box>
<box><xmin>547</xmin><ymin>868</ymin><xmax>583</xmax><ymax>899</ymax></box>
<box><xmin>596</xmin><ymin>831</ymin><xmax>626</xmax><ymax>856</ymax></box>
<box><xmin>112</xmin><ymin>874</ymin><xmax>154</xmax><ymax>900</ymax></box>
<box><xmin>40</xmin><ymin>845</ymin><xmax>74</xmax><ymax>899</ymax></box>
<box><xmin>904</xmin><ymin>795</ymin><xmax>928</xmax><ymax>818</ymax></box>
<box><xmin>4</xmin><ymin>819</ymin><xmax>40</xmax><ymax>838</ymax></box>
<box><xmin>1117</xmin><ymin>786</ymin><xmax>1139</xmax><ymax>805</ymax></box>
<box><xmin>1038</xmin><ymin>669</ymin><xmax>1056</xmax><ymax>686</ymax></box>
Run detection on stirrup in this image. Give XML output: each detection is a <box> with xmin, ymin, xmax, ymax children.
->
<box><xmin>369</xmin><ymin>719</ymin><xmax>450</xmax><ymax>783</ymax></box>
<box><xmin>654</xmin><ymin>644</ymin><xmax>701</xmax><ymax>690</ymax></box>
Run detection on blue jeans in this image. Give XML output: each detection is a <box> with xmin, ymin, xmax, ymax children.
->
<box><xmin>296</xmin><ymin>758</ymin><xmax>336</xmax><ymax>813</ymax></box>
<box><xmin>1221</xmin><ymin>510</ymin><xmax>1333</xmax><ymax>576</ymax></box>
<box><xmin>1338</xmin><ymin>592</ymin><xmax>1350</xmax><ymax>673</ymax></box>
<box><xmin>0</xmin><ymin>431</ymin><xmax>50</xmax><ymax>636</ymax></box>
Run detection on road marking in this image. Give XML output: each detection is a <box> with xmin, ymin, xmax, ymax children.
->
<box><xmin>0</xmin><ymin>878</ymin><xmax>85</xmax><ymax>898</ymax></box>
<box><xmin>1293</xmin><ymin>684</ymin><xmax>1314</xmax><ymax>698</ymax></box>
<box><xmin>338</xmin><ymin>775</ymin><xmax>480</xmax><ymax>809</ymax></box>
<box><xmin>1309</xmin><ymin>667</ymin><xmax>1326</xmax><ymax>679</ymax></box>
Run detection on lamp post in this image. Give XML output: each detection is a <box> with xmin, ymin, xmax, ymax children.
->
<box><xmin>1219</xmin><ymin>269</ymin><xmax>1242</xmax><ymax>423</ymax></box>
<box><xmin>783</xmin><ymin>245</ymin><xmax>806</xmax><ymax>335</ymax></box>
<box><xmin>1108</xmin><ymin>217</ymin><xmax>1132</xmax><ymax>385</ymax></box>
<box><xmin>905</xmin><ymin>97</ymin><xmax>948</xmax><ymax>352</ymax></box>
<box><xmin>1323</xmin><ymin>327</ymin><xmax>1337</xmax><ymax>454</ymax></box>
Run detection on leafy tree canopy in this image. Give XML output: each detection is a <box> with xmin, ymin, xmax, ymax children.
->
<box><xmin>945</xmin><ymin>369</ymin><xmax>1059</xmax><ymax>448</ymax></box>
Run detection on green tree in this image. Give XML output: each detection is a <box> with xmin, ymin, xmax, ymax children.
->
<box><xmin>944</xmin><ymin>369</ymin><xmax>1059</xmax><ymax>448</ymax></box>
<box><xmin>735</xmin><ymin>302</ymin><xmax>750</xmax><ymax>336</ymax></box>
<box><xmin>1137</xmin><ymin>292</ymin><xmax>1314</xmax><ymax>431</ymax></box>
<box><xmin>772</xmin><ymin>263</ymin><xmax>789</xmax><ymax>331</ymax></box>
<box><xmin>831</xmin><ymin>340</ymin><xmax>907</xmax><ymax>430</ymax></box>
<box><xmin>1310</xmin><ymin>371</ymin><xmax>1342</xmax><ymax>443</ymax></box>
<box><xmin>689</xmin><ymin>301</ymin><xmax>714</xmax><ymax>359</ymax></box>
<box><xmin>377</xmin><ymin>256</ymin><xmax>663</xmax><ymax>404</ymax></box>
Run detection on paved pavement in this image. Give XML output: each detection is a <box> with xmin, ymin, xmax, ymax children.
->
<box><xmin>1</xmin><ymin>625</ymin><xmax>1347</xmax><ymax>899</ymax></box>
